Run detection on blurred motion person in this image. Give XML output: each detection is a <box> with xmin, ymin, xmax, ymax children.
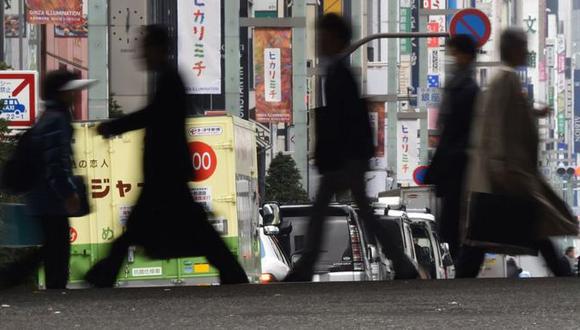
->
<box><xmin>463</xmin><ymin>28</ymin><xmax>579</xmax><ymax>278</ymax></box>
<box><xmin>285</xmin><ymin>14</ymin><xmax>418</xmax><ymax>282</ymax></box>
<box><xmin>84</xmin><ymin>25</ymin><xmax>248</xmax><ymax>287</ymax></box>
<box><xmin>560</xmin><ymin>247</ymin><xmax>577</xmax><ymax>276</ymax></box>
<box><xmin>425</xmin><ymin>35</ymin><xmax>480</xmax><ymax>263</ymax></box>
<box><xmin>0</xmin><ymin>71</ymin><xmax>94</xmax><ymax>289</ymax></box>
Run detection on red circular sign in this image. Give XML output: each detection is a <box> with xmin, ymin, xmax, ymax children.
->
<box><xmin>413</xmin><ymin>166</ymin><xmax>429</xmax><ymax>186</ymax></box>
<box><xmin>70</xmin><ymin>227</ymin><xmax>78</xmax><ymax>243</ymax></box>
<box><xmin>449</xmin><ymin>8</ymin><xmax>491</xmax><ymax>48</ymax></box>
<box><xmin>189</xmin><ymin>141</ymin><xmax>218</xmax><ymax>182</ymax></box>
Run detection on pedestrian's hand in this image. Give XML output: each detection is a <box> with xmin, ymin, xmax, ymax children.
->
<box><xmin>536</xmin><ymin>106</ymin><xmax>552</xmax><ymax>118</ymax></box>
<box><xmin>97</xmin><ymin>123</ymin><xmax>112</xmax><ymax>138</ymax></box>
<box><xmin>65</xmin><ymin>193</ymin><xmax>81</xmax><ymax>215</ymax></box>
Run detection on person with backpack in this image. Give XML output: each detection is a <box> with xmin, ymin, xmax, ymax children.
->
<box><xmin>0</xmin><ymin>70</ymin><xmax>95</xmax><ymax>289</ymax></box>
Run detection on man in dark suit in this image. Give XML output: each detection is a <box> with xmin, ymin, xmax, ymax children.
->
<box><xmin>425</xmin><ymin>35</ymin><xmax>480</xmax><ymax>274</ymax></box>
<box><xmin>285</xmin><ymin>14</ymin><xmax>417</xmax><ymax>281</ymax></box>
<box><xmin>84</xmin><ymin>25</ymin><xmax>248</xmax><ymax>287</ymax></box>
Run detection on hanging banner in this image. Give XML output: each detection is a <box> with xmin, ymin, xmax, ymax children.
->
<box><xmin>177</xmin><ymin>0</ymin><xmax>221</xmax><ymax>94</ymax></box>
<box><xmin>254</xmin><ymin>28</ymin><xmax>292</xmax><ymax>123</ymax></box>
<box><xmin>397</xmin><ymin>120</ymin><xmax>420</xmax><ymax>184</ymax></box>
<box><xmin>25</xmin><ymin>0</ymin><xmax>82</xmax><ymax>25</ymax></box>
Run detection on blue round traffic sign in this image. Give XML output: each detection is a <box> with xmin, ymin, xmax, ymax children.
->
<box><xmin>449</xmin><ymin>8</ymin><xmax>491</xmax><ymax>48</ymax></box>
<box><xmin>413</xmin><ymin>166</ymin><xmax>429</xmax><ymax>186</ymax></box>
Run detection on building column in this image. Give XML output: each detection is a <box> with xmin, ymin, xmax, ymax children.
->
<box><xmin>225</xmin><ymin>0</ymin><xmax>241</xmax><ymax>117</ymax></box>
<box><xmin>292</xmin><ymin>0</ymin><xmax>309</xmax><ymax>188</ymax></box>
<box><xmin>88</xmin><ymin>0</ymin><xmax>109</xmax><ymax>120</ymax></box>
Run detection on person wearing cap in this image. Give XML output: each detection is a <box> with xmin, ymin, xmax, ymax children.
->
<box><xmin>0</xmin><ymin>70</ymin><xmax>95</xmax><ymax>289</ymax></box>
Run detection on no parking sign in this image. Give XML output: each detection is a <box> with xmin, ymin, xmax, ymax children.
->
<box><xmin>0</xmin><ymin>71</ymin><xmax>37</xmax><ymax>128</ymax></box>
<box><xmin>449</xmin><ymin>9</ymin><xmax>491</xmax><ymax>48</ymax></box>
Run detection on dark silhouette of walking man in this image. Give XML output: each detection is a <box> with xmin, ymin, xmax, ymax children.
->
<box><xmin>425</xmin><ymin>35</ymin><xmax>480</xmax><ymax>265</ymax></box>
<box><xmin>84</xmin><ymin>25</ymin><xmax>248</xmax><ymax>287</ymax></box>
<box><xmin>285</xmin><ymin>14</ymin><xmax>417</xmax><ymax>282</ymax></box>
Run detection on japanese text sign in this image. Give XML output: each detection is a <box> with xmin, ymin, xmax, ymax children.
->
<box><xmin>0</xmin><ymin>71</ymin><xmax>37</xmax><ymax>127</ymax></box>
<box><xmin>178</xmin><ymin>0</ymin><xmax>221</xmax><ymax>94</ymax></box>
<box><xmin>26</xmin><ymin>0</ymin><xmax>82</xmax><ymax>25</ymax></box>
<box><xmin>254</xmin><ymin>28</ymin><xmax>293</xmax><ymax>124</ymax></box>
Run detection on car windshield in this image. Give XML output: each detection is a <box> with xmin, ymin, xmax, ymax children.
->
<box><xmin>280</xmin><ymin>207</ymin><xmax>353</xmax><ymax>273</ymax></box>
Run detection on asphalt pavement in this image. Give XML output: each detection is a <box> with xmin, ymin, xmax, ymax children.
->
<box><xmin>1</xmin><ymin>278</ymin><xmax>579</xmax><ymax>329</ymax></box>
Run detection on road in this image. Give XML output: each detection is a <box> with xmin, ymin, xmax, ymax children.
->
<box><xmin>1</xmin><ymin>278</ymin><xmax>579</xmax><ymax>329</ymax></box>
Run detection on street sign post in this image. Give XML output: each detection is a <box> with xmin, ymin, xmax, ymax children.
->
<box><xmin>0</xmin><ymin>71</ymin><xmax>37</xmax><ymax>128</ymax></box>
<box><xmin>449</xmin><ymin>8</ymin><xmax>491</xmax><ymax>48</ymax></box>
<box><xmin>413</xmin><ymin>165</ymin><xmax>429</xmax><ymax>186</ymax></box>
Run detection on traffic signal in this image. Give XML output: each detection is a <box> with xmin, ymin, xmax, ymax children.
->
<box><xmin>556</xmin><ymin>167</ymin><xmax>577</xmax><ymax>177</ymax></box>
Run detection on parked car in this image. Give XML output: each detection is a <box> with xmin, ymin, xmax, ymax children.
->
<box><xmin>264</xmin><ymin>203</ymin><xmax>392</xmax><ymax>282</ymax></box>
<box><xmin>259</xmin><ymin>225</ymin><xmax>291</xmax><ymax>284</ymax></box>
<box><xmin>407</xmin><ymin>211</ymin><xmax>454</xmax><ymax>279</ymax></box>
<box><xmin>372</xmin><ymin>205</ymin><xmax>429</xmax><ymax>279</ymax></box>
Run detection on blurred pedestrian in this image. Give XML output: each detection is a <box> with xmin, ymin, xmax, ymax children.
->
<box><xmin>506</xmin><ymin>258</ymin><xmax>522</xmax><ymax>278</ymax></box>
<box><xmin>84</xmin><ymin>25</ymin><xmax>248</xmax><ymax>287</ymax></box>
<box><xmin>0</xmin><ymin>70</ymin><xmax>95</xmax><ymax>289</ymax></box>
<box><xmin>463</xmin><ymin>28</ymin><xmax>579</xmax><ymax>278</ymax></box>
<box><xmin>284</xmin><ymin>14</ymin><xmax>418</xmax><ymax>282</ymax></box>
<box><xmin>559</xmin><ymin>246</ymin><xmax>576</xmax><ymax>276</ymax></box>
<box><xmin>425</xmin><ymin>35</ymin><xmax>480</xmax><ymax>263</ymax></box>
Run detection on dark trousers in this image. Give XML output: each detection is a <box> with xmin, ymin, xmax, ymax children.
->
<box><xmin>455</xmin><ymin>240</ymin><xmax>571</xmax><ymax>278</ymax></box>
<box><xmin>286</xmin><ymin>160</ymin><xmax>417</xmax><ymax>281</ymax></box>
<box><xmin>41</xmin><ymin>215</ymin><xmax>71</xmax><ymax>289</ymax></box>
<box><xmin>0</xmin><ymin>215</ymin><xmax>70</xmax><ymax>289</ymax></box>
<box><xmin>85</xmin><ymin>212</ymin><xmax>248</xmax><ymax>287</ymax></box>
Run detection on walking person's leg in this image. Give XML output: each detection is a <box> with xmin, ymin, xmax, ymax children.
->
<box><xmin>285</xmin><ymin>174</ymin><xmax>337</xmax><ymax>282</ymax></box>
<box><xmin>537</xmin><ymin>239</ymin><xmax>571</xmax><ymax>277</ymax></box>
<box><xmin>455</xmin><ymin>246</ymin><xmax>486</xmax><ymax>278</ymax></box>
<box><xmin>193</xmin><ymin>219</ymin><xmax>249</xmax><ymax>284</ymax></box>
<box><xmin>347</xmin><ymin>162</ymin><xmax>418</xmax><ymax>279</ymax></box>
<box><xmin>84</xmin><ymin>231</ymin><xmax>133</xmax><ymax>287</ymax></box>
<box><xmin>41</xmin><ymin>215</ymin><xmax>70</xmax><ymax>289</ymax></box>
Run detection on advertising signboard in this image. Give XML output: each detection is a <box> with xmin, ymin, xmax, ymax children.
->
<box><xmin>177</xmin><ymin>0</ymin><xmax>222</xmax><ymax>94</ymax></box>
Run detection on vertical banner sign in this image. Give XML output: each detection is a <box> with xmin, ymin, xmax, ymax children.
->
<box><xmin>399</xmin><ymin>1</ymin><xmax>412</xmax><ymax>96</ymax></box>
<box><xmin>26</xmin><ymin>0</ymin><xmax>82</xmax><ymax>24</ymax></box>
<box><xmin>397</xmin><ymin>120</ymin><xmax>419</xmax><ymax>184</ymax></box>
<box><xmin>410</xmin><ymin>0</ymin><xmax>419</xmax><ymax>105</ymax></box>
<box><xmin>239</xmin><ymin>0</ymin><xmax>250</xmax><ymax>119</ymax></box>
<box><xmin>574</xmin><ymin>70</ymin><xmax>580</xmax><ymax>153</ymax></box>
<box><xmin>177</xmin><ymin>0</ymin><xmax>221</xmax><ymax>94</ymax></box>
<box><xmin>254</xmin><ymin>28</ymin><xmax>293</xmax><ymax>123</ymax></box>
<box><xmin>264</xmin><ymin>48</ymin><xmax>282</xmax><ymax>102</ymax></box>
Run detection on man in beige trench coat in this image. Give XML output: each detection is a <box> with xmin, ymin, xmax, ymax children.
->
<box><xmin>460</xmin><ymin>28</ymin><xmax>579</xmax><ymax>278</ymax></box>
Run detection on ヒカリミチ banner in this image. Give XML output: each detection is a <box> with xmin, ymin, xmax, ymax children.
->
<box><xmin>177</xmin><ymin>0</ymin><xmax>221</xmax><ymax>94</ymax></box>
<box><xmin>26</xmin><ymin>0</ymin><xmax>82</xmax><ymax>25</ymax></box>
<box><xmin>254</xmin><ymin>28</ymin><xmax>292</xmax><ymax>124</ymax></box>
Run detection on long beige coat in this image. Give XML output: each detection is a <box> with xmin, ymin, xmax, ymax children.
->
<box><xmin>465</xmin><ymin>67</ymin><xmax>578</xmax><ymax>244</ymax></box>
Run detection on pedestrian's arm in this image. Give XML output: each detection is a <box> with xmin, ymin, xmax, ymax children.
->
<box><xmin>99</xmin><ymin>108</ymin><xmax>149</xmax><ymax>137</ymax></box>
<box><xmin>43</xmin><ymin>117</ymin><xmax>76</xmax><ymax>200</ymax></box>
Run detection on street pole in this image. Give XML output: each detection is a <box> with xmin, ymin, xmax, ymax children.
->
<box><xmin>224</xmin><ymin>0</ymin><xmax>240</xmax><ymax>117</ymax></box>
<box><xmin>0</xmin><ymin>0</ymin><xmax>5</xmax><ymax>63</ymax></box>
<box><xmin>292</xmin><ymin>0</ymin><xmax>308</xmax><ymax>189</ymax></box>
